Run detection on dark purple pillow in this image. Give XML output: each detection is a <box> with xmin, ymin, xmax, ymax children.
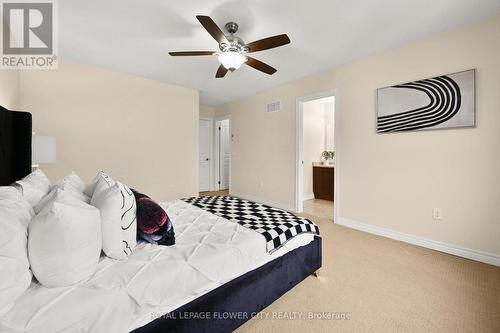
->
<box><xmin>131</xmin><ymin>189</ymin><xmax>175</xmax><ymax>246</ymax></box>
<box><xmin>131</xmin><ymin>189</ymin><xmax>149</xmax><ymax>201</ymax></box>
<box><xmin>136</xmin><ymin>197</ymin><xmax>167</xmax><ymax>234</ymax></box>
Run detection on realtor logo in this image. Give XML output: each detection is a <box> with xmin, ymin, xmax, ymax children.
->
<box><xmin>1</xmin><ymin>0</ymin><xmax>58</xmax><ymax>69</ymax></box>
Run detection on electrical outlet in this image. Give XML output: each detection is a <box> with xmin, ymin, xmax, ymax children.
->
<box><xmin>432</xmin><ymin>208</ymin><xmax>443</xmax><ymax>220</ymax></box>
<box><xmin>259</xmin><ymin>181</ymin><xmax>264</xmax><ymax>189</ymax></box>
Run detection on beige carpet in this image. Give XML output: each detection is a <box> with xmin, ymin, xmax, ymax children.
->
<box><xmin>236</xmin><ymin>212</ymin><xmax>500</xmax><ymax>333</ymax></box>
<box><xmin>303</xmin><ymin>198</ymin><xmax>334</xmax><ymax>221</ymax></box>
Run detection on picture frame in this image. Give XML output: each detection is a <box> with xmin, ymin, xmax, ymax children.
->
<box><xmin>376</xmin><ymin>69</ymin><xmax>476</xmax><ymax>133</ymax></box>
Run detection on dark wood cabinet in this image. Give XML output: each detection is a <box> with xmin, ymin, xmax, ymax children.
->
<box><xmin>313</xmin><ymin>165</ymin><xmax>334</xmax><ymax>201</ymax></box>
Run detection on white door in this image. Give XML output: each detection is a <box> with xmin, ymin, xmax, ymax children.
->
<box><xmin>219</xmin><ymin>120</ymin><xmax>230</xmax><ymax>190</ymax></box>
<box><xmin>199</xmin><ymin>119</ymin><xmax>211</xmax><ymax>192</ymax></box>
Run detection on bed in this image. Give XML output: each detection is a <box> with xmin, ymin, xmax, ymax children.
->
<box><xmin>0</xmin><ymin>107</ymin><xmax>322</xmax><ymax>332</ymax></box>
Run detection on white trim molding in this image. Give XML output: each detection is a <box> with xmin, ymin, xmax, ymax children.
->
<box><xmin>336</xmin><ymin>218</ymin><xmax>500</xmax><ymax>267</ymax></box>
<box><xmin>303</xmin><ymin>193</ymin><xmax>315</xmax><ymax>201</ymax></box>
<box><xmin>295</xmin><ymin>89</ymin><xmax>339</xmax><ymax>222</ymax></box>
<box><xmin>230</xmin><ymin>191</ymin><xmax>297</xmax><ymax>213</ymax></box>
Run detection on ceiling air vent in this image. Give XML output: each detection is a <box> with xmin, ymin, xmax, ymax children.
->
<box><xmin>266</xmin><ymin>100</ymin><xmax>281</xmax><ymax>113</ymax></box>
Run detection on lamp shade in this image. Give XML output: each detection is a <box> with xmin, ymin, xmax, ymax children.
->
<box><xmin>32</xmin><ymin>136</ymin><xmax>56</xmax><ymax>163</ymax></box>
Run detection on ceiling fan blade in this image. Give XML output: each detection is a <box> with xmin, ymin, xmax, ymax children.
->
<box><xmin>169</xmin><ymin>51</ymin><xmax>215</xmax><ymax>56</ymax></box>
<box><xmin>216</xmin><ymin>64</ymin><xmax>228</xmax><ymax>78</ymax></box>
<box><xmin>245</xmin><ymin>34</ymin><xmax>290</xmax><ymax>53</ymax></box>
<box><xmin>245</xmin><ymin>57</ymin><xmax>277</xmax><ymax>75</ymax></box>
<box><xmin>196</xmin><ymin>15</ymin><xmax>229</xmax><ymax>45</ymax></box>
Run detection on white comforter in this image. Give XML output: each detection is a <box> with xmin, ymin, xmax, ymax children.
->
<box><xmin>0</xmin><ymin>200</ymin><xmax>313</xmax><ymax>333</ymax></box>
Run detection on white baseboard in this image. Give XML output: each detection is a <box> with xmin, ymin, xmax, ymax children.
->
<box><xmin>336</xmin><ymin>218</ymin><xmax>500</xmax><ymax>267</ymax></box>
<box><xmin>230</xmin><ymin>191</ymin><xmax>297</xmax><ymax>213</ymax></box>
<box><xmin>303</xmin><ymin>193</ymin><xmax>315</xmax><ymax>201</ymax></box>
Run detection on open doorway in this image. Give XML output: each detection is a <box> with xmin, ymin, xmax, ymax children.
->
<box><xmin>214</xmin><ymin>118</ymin><xmax>230</xmax><ymax>193</ymax></box>
<box><xmin>296</xmin><ymin>91</ymin><xmax>336</xmax><ymax>221</ymax></box>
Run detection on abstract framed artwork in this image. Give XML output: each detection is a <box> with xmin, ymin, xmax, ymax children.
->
<box><xmin>377</xmin><ymin>69</ymin><xmax>475</xmax><ymax>133</ymax></box>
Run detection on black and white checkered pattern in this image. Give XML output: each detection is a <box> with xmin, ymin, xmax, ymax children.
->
<box><xmin>182</xmin><ymin>196</ymin><xmax>320</xmax><ymax>253</ymax></box>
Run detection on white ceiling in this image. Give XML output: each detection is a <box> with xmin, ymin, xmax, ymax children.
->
<box><xmin>59</xmin><ymin>0</ymin><xmax>500</xmax><ymax>106</ymax></box>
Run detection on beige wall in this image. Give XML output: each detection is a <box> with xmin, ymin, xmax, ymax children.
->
<box><xmin>18</xmin><ymin>61</ymin><xmax>199</xmax><ymax>201</ymax></box>
<box><xmin>200</xmin><ymin>105</ymin><xmax>215</xmax><ymax>118</ymax></box>
<box><xmin>303</xmin><ymin>100</ymin><xmax>326</xmax><ymax>198</ymax></box>
<box><xmin>216</xmin><ymin>16</ymin><xmax>500</xmax><ymax>256</ymax></box>
<box><xmin>0</xmin><ymin>15</ymin><xmax>20</xmax><ymax>110</ymax></box>
<box><xmin>0</xmin><ymin>70</ymin><xmax>19</xmax><ymax>109</ymax></box>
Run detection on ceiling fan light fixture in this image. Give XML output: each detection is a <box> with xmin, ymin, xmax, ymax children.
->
<box><xmin>218</xmin><ymin>51</ymin><xmax>246</xmax><ymax>71</ymax></box>
<box><xmin>170</xmin><ymin>16</ymin><xmax>290</xmax><ymax>78</ymax></box>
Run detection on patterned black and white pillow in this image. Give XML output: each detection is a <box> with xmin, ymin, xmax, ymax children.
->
<box><xmin>90</xmin><ymin>174</ymin><xmax>137</xmax><ymax>260</ymax></box>
<box><xmin>117</xmin><ymin>182</ymin><xmax>136</xmax><ymax>256</ymax></box>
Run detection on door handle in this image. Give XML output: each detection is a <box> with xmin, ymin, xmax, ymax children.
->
<box><xmin>205</xmin><ymin>158</ymin><xmax>210</xmax><ymax>161</ymax></box>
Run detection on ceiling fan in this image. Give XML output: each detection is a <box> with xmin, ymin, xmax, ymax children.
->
<box><xmin>169</xmin><ymin>15</ymin><xmax>290</xmax><ymax>78</ymax></box>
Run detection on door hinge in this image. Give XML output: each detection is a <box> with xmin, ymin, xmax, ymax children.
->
<box><xmin>218</xmin><ymin>181</ymin><xmax>220</xmax><ymax>185</ymax></box>
<box><xmin>218</xmin><ymin>127</ymin><xmax>221</xmax><ymax>130</ymax></box>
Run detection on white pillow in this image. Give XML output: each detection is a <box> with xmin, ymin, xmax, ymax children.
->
<box><xmin>34</xmin><ymin>183</ymin><xmax>90</xmax><ymax>214</ymax></box>
<box><xmin>16</xmin><ymin>168</ymin><xmax>52</xmax><ymax>194</ymax></box>
<box><xmin>28</xmin><ymin>192</ymin><xmax>102</xmax><ymax>288</ymax></box>
<box><xmin>84</xmin><ymin>171</ymin><xmax>112</xmax><ymax>197</ymax></box>
<box><xmin>0</xmin><ymin>186</ymin><xmax>22</xmax><ymax>201</ymax></box>
<box><xmin>91</xmin><ymin>179</ymin><xmax>136</xmax><ymax>260</ymax></box>
<box><xmin>0</xmin><ymin>187</ymin><xmax>34</xmax><ymax>220</ymax></box>
<box><xmin>0</xmin><ymin>187</ymin><xmax>34</xmax><ymax>223</ymax></box>
<box><xmin>62</xmin><ymin>171</ymin><xmax>86</xmax><ymax>193</ymax></box>
<box><xmin>0</xmin><ymin>204</ymin><xmax>33</xmax><ymax>315</ymax></box>
<box><xmin>15</xmin><ymin>169</ymin><xmax>52</xmax><ymax>207</ymax></box>
<box><xmin>61</xmin><ymin>183</ymin><xmax>90</xmax><ymax>202</ymax></box>
<box><xmin>13</xmin><ymin>182</ymin><xmax>46</xmax><ymax>208</ymax></box>
<box><xmin>0</xmin><ymin>199</ymin><xmax>34</xmax><ymax>225</ymax></box>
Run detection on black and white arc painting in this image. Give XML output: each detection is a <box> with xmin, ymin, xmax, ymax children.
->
<box><xmin>377</xmin><ymin>69</ymin><xmax>475</xmax><ymax>133</ymax></box>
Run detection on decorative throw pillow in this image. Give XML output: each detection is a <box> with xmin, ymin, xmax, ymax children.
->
<box><xmin>91</xmin><ymin>179</ymin><xmax>136</xmax><ymax>260</ymax></box>
<box><xmin>17</xmin><ymin>169</ymin><xmax>52</xmax><ymax>194</ymax></box>
<box><xmin>0</xmin><ymin>211</ymin><xmax>32</xmax><ymax>315</ymax></box>
<box><xmin>84</xmin><ymin>172</ymin><xmax>99</xmax><ymax>197</ymax></box>
<box><xmin>34</xmin><ymin>183</ymin><xmax>90</xmax><ymax>214</ymax></box>
<box><xmin>0</xmin><ymin>186</ymin><xmax>22</xmax><ymax>201</ymax></box>
<box><xmin>62</xmin><ymin>171</ymin><xmax>86</xmax><ymax>193</ymax></box>
<box><xmin>13</xmin><ymin>182</ymin><xmax>45</xmax><ymax>208</ymax></box>
<box><xmin>84</xmin><ymin>171</ymin><xmax>112</xmax><ymax>197</ymax></box>
<box><xmin>28</xmin><ymin>193</ymin><xmax>102</xmax><ymax>288</ymax></box>
<box><xmin>14</xmin><ymin>169</ymin><xmax>52</xmax><ymax>207</ymax></box>
<box><xmin>132</xmin><ymin>190</ymin><xmax>175</xmax><ymax>246</ymax></box>
<box><xmin>0</xmin><ymin>195</ymin><xmax>34</xmax><ymax>315</ymax></box>
<box><xmin>0</xmin><ymin>198</ymin><xmax>34</xmax><ymax>224</ymax></box>
<box><xmin>0</xmin><ymin>187</ymin><xmax>34</xmax><ymax>220</ymax></box>
<box><xmin>61</xmin><ymin>182</ymin><xmax>90</xmax><ymax>202</ymax></box>
<box><xmin>131</xmin><ymin>189</ymin><xmax>149</xmax><ymax>201</ymax></box>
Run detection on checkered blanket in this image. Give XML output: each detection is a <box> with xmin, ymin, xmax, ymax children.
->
<box><xmin>182</xmin><ymin>196</ymin><xmax>320</xmax><ymax>253</ymax></box>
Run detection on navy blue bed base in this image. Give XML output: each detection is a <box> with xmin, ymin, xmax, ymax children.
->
<box><xmin>131</xmin><ymin>236</ymin><xmax>322</xmax><ymax>333</ymax></box>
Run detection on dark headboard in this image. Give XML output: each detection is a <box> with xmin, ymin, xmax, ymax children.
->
<box><xmin>0</xmin><ymin>105</ymin><xmax>32</xmax><ymax>185</ymax></box>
